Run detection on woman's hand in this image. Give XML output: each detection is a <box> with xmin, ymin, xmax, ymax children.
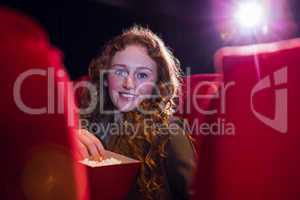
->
<box><xmin>76</xmin><ymin>129</ymin><xmax>105</xmax><ymax>161</ymax></box>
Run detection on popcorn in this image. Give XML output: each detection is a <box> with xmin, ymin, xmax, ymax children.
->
<box><xmin>80</xmin><ymin>157</ymin><xmax>122</xmax><ymax>167</ymax></box>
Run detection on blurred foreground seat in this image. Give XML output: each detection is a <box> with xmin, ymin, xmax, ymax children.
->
<box><xmin>0</xmin><ymin>7</ymin><xmax>88</xmax><ymax>200</ymax></box>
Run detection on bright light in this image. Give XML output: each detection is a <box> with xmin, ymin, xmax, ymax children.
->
<box><xmin>235</xmin><ymin>1</ymin><xmax>266</xmax><ymax>29</ymax></box>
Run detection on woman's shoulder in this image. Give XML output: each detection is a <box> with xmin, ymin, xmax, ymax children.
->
<box><xmin>169</xmin><ymin>115</ymin><xmax>184</xmax><ymax>125</ymax></box>
<box><xmin>161</xmin><ymin>115</ymin><xmax>197</xmax><ymax>199</ymax></box>
<box><xmin>167</xmin><ymin>115</ymin><xmax>189</xmax><ymax>136</ymax></box>
<box><xmin>166</xmin><ymin>115</ymin><xmax>196</xmax><ymax>155</ymax></box>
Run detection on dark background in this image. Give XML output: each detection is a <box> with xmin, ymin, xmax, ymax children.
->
<box><xmin>2</xmin><ymin>0</ymin><xmax>300</xmax><ymax>80</ymax></box>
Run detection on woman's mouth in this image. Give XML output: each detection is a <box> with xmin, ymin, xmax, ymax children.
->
<box><xmin>119</xmin><ymin>91</ymin><xmax>137</xmax><ymax>99</ymax></box>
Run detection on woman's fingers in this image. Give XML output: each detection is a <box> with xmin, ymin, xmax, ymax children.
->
<box><xmin>77</xmin><ymin>129</ymin><xmax>105</xmax><ymax>161</ymax></box>
<box><xmin>77</xmin><ymin>139</ymin><xmax>89</xmax><ymax>159</ymax></box>
<box><xmin>89</xmin><ymin>132</ymin><xmax>106</xmax><ymax>156</ymax></box>
<box><xmin>84</xmin><ymin>131</ymin><xmax>106</xmax><ymax>160</ymax></box>
<box><xmin>78</xmin><ymin>133</ymin><xmax>102</xmax><ymax>161</ymax></box>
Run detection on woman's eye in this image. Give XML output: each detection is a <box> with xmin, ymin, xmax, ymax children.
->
<box><xmin>114</xmin><ymin>69</ymin><xmax>128</xmax><ymax>77</ymax></box>
<box><xmin>136</xmin><ymin>72</ymin><xmax>148</xmax><ymax>79</ymax></box>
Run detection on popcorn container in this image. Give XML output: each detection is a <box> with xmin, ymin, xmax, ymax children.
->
<box><xmin>78</xmin><ymin>150</ymin><xmax>140</xmax><ymax>200</ymax></box>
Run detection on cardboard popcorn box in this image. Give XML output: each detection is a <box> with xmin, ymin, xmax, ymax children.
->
<box><xmin>79</xmin><ymin>150</ymin><xmax>141</xmax><ymax>200</ymax></box>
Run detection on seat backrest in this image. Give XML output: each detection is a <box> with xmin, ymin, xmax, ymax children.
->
<box><xmin>175</xmin><ymin>73</ymin><xmax>223</xmax><ymax>155</ymax></box>
<box><xmin>193</xmin><ymin>38</ymin><xmax>300</xmax><ymax>200</ymax></box>
<box><xmin>0</xmin><ymin>7</ymin><xmax>88</xmax><ymax>200</ymax></box>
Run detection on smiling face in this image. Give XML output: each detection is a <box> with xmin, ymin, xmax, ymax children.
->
<box><xmin>107</xmin><ymin>45</ymin><xmax>158</xmax><ymax>112</ymax></box>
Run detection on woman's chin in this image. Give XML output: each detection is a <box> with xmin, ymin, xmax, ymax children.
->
<box><xmin>115</xmin><ymin>98</ymin><xmax>140</xmax><ymax>112</ymax></box>
<box><xmin>117</xmin><ymin>103</ymin><xmax>138</xmax><ymax>113</ymax></box>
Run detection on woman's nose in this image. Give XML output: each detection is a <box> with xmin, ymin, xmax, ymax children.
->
<box><xmin>122</xmin><ymin>76</ymin><xmax>135</xmax><ymax>90</ymax></box>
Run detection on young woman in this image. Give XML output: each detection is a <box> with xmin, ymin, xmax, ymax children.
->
<box><xmin>77</xmin><ymin>26</ymin><xmax>196</xmax><ymax>200</ymax></box>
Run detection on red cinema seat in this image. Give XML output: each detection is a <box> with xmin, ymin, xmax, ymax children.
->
<box><xmin>175</xmin><ymin>74</ymin><xmax>223</xmax><ymax>156</ymax></box>
<box><xmin>193</xmin><ymin>38</ymin><xmax>300</xmax><ymax>200</ymax></box>
<box><xmin>0</xmin><ymin>7</ymin><xmax>88</xmax><ymax>200</ymax></box>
